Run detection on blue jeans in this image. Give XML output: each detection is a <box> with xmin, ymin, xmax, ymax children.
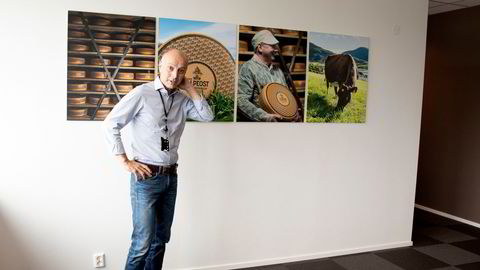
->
<box><xmin>125</xmin><ymin>172</ymin><xmax>178</xmax><ymax>270</ymax></box>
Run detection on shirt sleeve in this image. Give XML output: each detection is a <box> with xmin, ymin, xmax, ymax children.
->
<box><xmin>237</xmin><ymin>64</ymin><xmax>270</xmax><ymax>121</ymax></box>
<box><xmin>102</xmin><ymin>89</ymin><xmax>143</xmax><ymax>155</ymax></box>
<box><xmin>185</xmin><ymin>97</ymin><xmax>214</xmax><ymax>122</ymax></box>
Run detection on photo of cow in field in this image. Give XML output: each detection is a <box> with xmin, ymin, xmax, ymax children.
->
<box><xmin>306</xmin><ymin>32</ymin><xmax>369</xmax><ymax>123</ymax></box>
<box><xmin>324</xmin><ymin>53</ymin><xmax>358</xmax><ymax>110</ymax></box>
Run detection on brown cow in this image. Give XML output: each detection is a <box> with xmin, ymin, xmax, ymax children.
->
<box><xmin>324</xmin><ymin>54</ymin><xmax>358</xmax><ymax>110</ymax></box>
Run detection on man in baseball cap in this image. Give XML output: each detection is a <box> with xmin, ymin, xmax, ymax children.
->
<box><xmin>237</xmin><ymin>29</ymin><xmax>286</xmax><ymax>122</ymax></box>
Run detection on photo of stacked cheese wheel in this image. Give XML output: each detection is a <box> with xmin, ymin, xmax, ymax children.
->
<box><xmin>237</xmin><ymin>25</ymin><xmax>308</xmax><ymax>116</ymax></box>
<box><xmin>67</xmin><ymin>10</ymin><xmax>156</xmax><ymax>121</ymax></box>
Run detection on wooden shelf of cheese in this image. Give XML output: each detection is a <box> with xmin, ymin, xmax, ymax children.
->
<box><xmin>68</xmin><ymin>64</ymin><xmax>154</xmax><ymax>71</ymax></box>
<box><xmin>67</xmin><ymin>12</ymin><xmax>157</xmax><ymax>121</ymax></box>
<box><xmin>68</xmin><ymin>37</ymin><xmax>154</xmax><ymax>46</ymax></box>
<box><xmin>68</xmin><ymin>51</ymin><xmax>155</xmax><ymax>59</ymax></box>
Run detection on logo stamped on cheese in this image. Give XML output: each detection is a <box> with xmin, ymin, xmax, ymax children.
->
<box><xmin>276</xmin><ymin>92</ymin><xmax>290</xmax><ymax>106</ymax></box>
<box><xmin>185</xmin><ymin>62</ymin><xmax>216</xmax><ymax>98</ymax></box>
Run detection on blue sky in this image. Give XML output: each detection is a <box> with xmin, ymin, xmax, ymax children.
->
<box><xmin>309</xmin><ymin>32</ymin><xmax>369</xmax><ymax>54</ymax></box>
<box><xmin>158</xmin><ymin>18</ymin><xmax>237</xmax><ymax>60</ymax></box>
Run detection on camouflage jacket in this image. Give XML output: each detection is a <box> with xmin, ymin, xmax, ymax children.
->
<box><xmin>237</xmin><ymin>56</ymin><xmax>287</xmax><ymax>121</ymax></box>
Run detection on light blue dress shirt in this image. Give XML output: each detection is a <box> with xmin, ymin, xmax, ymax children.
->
<box><xmin>103</xmin><ymin>77</ymin><xmax>214</xmax><ymax>165</ymax></box>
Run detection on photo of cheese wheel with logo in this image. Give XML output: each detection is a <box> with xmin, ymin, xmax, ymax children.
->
<box><xmin>68</xmin><ymin>57</ymin><xmax>85</xmax><ymax>65</ymax></box>
<box><xmin>68</xmin><ymin>70</ymin><xmax>86</xmax><ymax>78</ymax></box>
<box><xmin>112</xmin><ymin>59</ymin><xmax>133</xmax><ymax>67</ymax></box>
<box><xmin>259</xmin><ymin>83</ymin><xmax>298</xmax><ymax>121</ymax></box>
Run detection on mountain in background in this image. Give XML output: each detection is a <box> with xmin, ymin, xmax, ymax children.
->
<box><xmin>343</xmin><ymin>47</ymin><xmax>369</xmax><ymax>63</ymax></box>
<box><xmin>308</xmin><ymin>42</ymin><xmax>334</xmax><ymax>62</ymax></box>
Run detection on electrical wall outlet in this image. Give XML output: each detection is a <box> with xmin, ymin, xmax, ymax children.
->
<box><xmin>93</xmin><ymin>253</ymin><xmax>105</xmax><ymax>268</ymax></box>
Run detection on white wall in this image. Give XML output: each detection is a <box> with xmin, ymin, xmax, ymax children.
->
<box><xmin>0</xmin><ymin>0</ymin><xmax>428</xmax><ymax>269</ymax></box>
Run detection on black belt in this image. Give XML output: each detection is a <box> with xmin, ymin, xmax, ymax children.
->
<box><xmin>138</xmin><ymin>162</ymin><xmax>178</xmax><ymax>175</ymax></box>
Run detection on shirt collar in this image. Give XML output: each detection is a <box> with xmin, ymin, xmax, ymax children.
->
<box><xmin>154</xmin><ymin>76</ymin><xmax>178</xmax><ymax>96</ymax></box>
<box><xmin>252</xmin><ymin>54</ymin><xmax>274</xmax><ymax>70</ymax></box>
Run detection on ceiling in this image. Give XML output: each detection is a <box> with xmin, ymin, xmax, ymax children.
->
<box><xmin>429</xmin><ymin>0</ymin><xmax>480</xmax><ymax>14</ymax></box>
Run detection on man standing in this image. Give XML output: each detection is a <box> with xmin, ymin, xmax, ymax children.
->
<box><xmin>103</xmin><ymin>48</ymin><xmax>214</xmax><ymax>269</ymax></box>
<box><xmin>237</xmin><ymin>30</ymin><xmax>293</xmax><ymax>122</ymax></box>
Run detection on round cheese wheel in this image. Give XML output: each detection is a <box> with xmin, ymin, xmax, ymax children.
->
<box><xmin>254</xmin><ymin>27</ymin><xmax>282</xmax><ymax>35</ymax></box>
<box><xmin>68</xmin><ymin>57</ymin><xmax>85</xmax><ymax>65</ymax></box>
<box><xmin>259</xmin><ymin>83</ymin><xmax>298</xmax><ymax>120</ymax></box>
<box><xmin>89</xmin><ymin>17</ymin><xmax>111</xmax><ymax>26</ymax></box>
<box><xmin>283</xmin><ymin>30</ymin><xmax>300</xmax><ymax>36</ymax></box>
<box><xmin>135</xmin><ymin>73</ymin><xmax>154</xmax><ymax>80</ymax></box>
<box><xmin>68</xmin><ymin>70</ymin><xmax>86</xmax><ymax>78</ymax></box>
<box><xmin>134</xmin><ymin>60</ymin><xmax>154</xmax><ymax>68</ymax></box>
<box><xmin>68</xmin><ymin>95</ymin><xmax>87</xmax><ymax>104</ymax></box>
<box><xmin>112</xmin><ymin>33</ymin><xmax>131</xmax><ymax>40</ymax></box>
<box><xmin>69</xmin><ymin>30</ymin><xmax>86</xmax><ymax>38</ymax></box>
<box><xmin>239</xmin><ymin>25</ymin><xmax>252</xmax><ymax>31</ymax></box>
<box><xmin>88</xmin><ymin>96</ymin><xmax>110</xmax><ymax>105</ymax></box>
<box><xmin>93</xmin><ymin>32</ymin><xmax>111</xmax><ymax>39</ymax></box>
<box><xmin>142</xmin><ymin>20</ymin><xmax>156</xmax><ymax>30</ymax></box>
<box><xmin>113</xmin><ymin>46</ymin><xmax>133</xmax><ymax>54</ymax></box>
<box><xmin>113</xmin><ymin>19</ymin><xmax>133</xmax><ymax>28</ymax></box>
<box><xmin>239</xmin><ymin>41</ymin><xmax>248</xmax><ymax>52</ymax></box>
<box><xmin>70</xmin><ymin>44</ymin><xmax>89</xmax><ymax>52</ymax></box>
<box><xmin>116</xmin><ymin>84</ymin><xmax>134</xmax><ymax>92</ymax></box>
<box><xmin>90</xmin><ymin>84</ymin><xmax>108</xmax><ymax>91</ymax></box>
<box><xmin>89</xmin><ymin>71</ymin><xmax>108</xmax><ymax>79</ymax></box>
<box><xmin>112</xmin><ymin>59</ymin><xmax>133</xmax><ymax>67</ymax></box>
<box><xmin>135</xmin><ymin>48</ymin><xmax>154</xmax><ymax>55</ymax></box>
<box><xmin>68</xmin><ymin>83</ymin><xmax>88</xmax><ymax>91</ymax></box>
<box><xmin>136</xmin><ymin>34</ymin><xmax>155</xmax><ymax>42</ymax></box>
<box><xmin>293</xmin><ymin>80</ymin><xmax>305</xmax><ymax>88</ymax></box>
<box><xmin>68</xmin><ymin>108</ymin><xmax>87</xmax><ymax>116</ymax></box>
<box><xmin>117</xmin><ymin>72</ymin><xmax>134</xmax><ymax>80</ymax></box>
<box><xmin>69</xmin><ymin>15</ymin><xmax>83</xmax><ymax>25</ymax></box>
<box><xmin>91</xmin><ymin>109</ymin><xmax>111</xmax><ymax>119</ymax></box>
<box><xmin>97</xmin><ymin>45</ymin><xmax>112</xmax><ymax>53</ymax></box>
<box><xmin>89</xmin><ymin>58</ymin><xmax>111</xmax><ymax>66</ymax></box>
<box><xmin>282</xmin><ymin>45</ymin><xmax>304</xmax><ymax>55</ymax></box>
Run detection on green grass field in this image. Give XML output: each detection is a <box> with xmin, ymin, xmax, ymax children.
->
<box><xmin>306</xmin><ymin>72</ymin><xmax>368</xmax><ymax>123</ymax></box>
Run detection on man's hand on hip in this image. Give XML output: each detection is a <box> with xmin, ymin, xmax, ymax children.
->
<box><xmin>116</xmin><ymin>154</ymin><xmax>152</xmax><ymax>180</ymax></box>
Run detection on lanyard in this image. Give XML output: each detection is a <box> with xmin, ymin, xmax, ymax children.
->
<box><xmin>158</xmin><ymin>90</ymin><xmax>175</xmax><ymax>133</ymax></box>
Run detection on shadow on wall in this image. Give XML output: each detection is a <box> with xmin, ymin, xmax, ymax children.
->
<box><xmin>0</xmin><ymin>208</ymin><xmax>33</xmax><ymax>270</ymax></box>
